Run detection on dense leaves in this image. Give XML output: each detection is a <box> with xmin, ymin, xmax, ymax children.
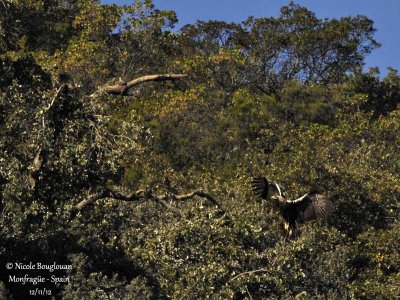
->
<box><xmin>1</xmin><ymin>0</ymin><xmax>399</xmax><ymax>299</ymax></box>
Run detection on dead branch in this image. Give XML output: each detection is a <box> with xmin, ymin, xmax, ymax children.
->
<box><xmin>72</xmin><ymin>186</ymin><xmax>217</xmax><ymax>218</ymax></box>
<box><xmin>103</xmin><ymin>74</ymin><xmax>187</xmax><ymax>95</ymax></box>
<box><xmin>229</xmin><ymin>251</ymin><xmax>282</xmax><ymax>282</ymax></box>
<box><xmin>72</xmin><ymin>188</ymin><xmax>144</xmax><ymax>212</ymax></box>
<box><xmin>42</xmin><ymin>84</ymin><xmax>68</xmax><ymax>132</ymax></box>
<box><xmin>172</xmin><ymin>190</ymin><xmax>220</xmax><ymax>207</ymax></box>
<box><xmin>154</xmin><ymin>198</ymin><xmax>183</xmax><ymax>217</ymax></box>
<box><xmin>27</xmin><ymin>148</ymin><xmax>43</xmax><ymax>190</ymax></box>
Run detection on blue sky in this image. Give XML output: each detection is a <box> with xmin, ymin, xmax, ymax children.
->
<box><xmin>103</xmin><ymin>0</ymin><xmax>400</xmax><ymax>76</ymax></box>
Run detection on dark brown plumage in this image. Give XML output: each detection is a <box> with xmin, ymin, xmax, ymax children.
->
<box><xmin>251</xmin><ymin>177</ymin><xmax>334</xmax><ymax>239</ymax></box>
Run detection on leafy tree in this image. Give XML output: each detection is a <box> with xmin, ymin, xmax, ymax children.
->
<box><xmin>351</xmin><ymin>67</ymin><xmax>400</xmax><ymax>116</ymax></box>
<box><xmin>243</xmin><ymin>2</ymin><xmax>379</xmax><ymax>90</ymax></box>
<box><xmin>0</xmin><ymin>0</ymin><xmax>80</xmax><ymax>53</ymax></box>
<box><xmin>177</xmin><ymin>2</ymin><xmax>379</xmax><ymax>95</ymax></box>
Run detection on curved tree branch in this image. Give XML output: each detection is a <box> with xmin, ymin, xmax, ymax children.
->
<box><xmin>103</xmin><ymin>74</ymin><xmax>187</xmax><ymax>95</ymax></box>
<box><xmin>229</xmin><ymin>267</ymin><xmax>272</xmax><ymax>282</ymax></box>
<box><xmin>153</xmin><ymin>197</ymin><xmax>183</xmax><ymax>217</ymax></box>
<box><xmin>72</xmin><ymin>187</ymin><xmax>145</xmax><ymax>212</ymax></box>
<box><xmin>172</xmin><ymin>191</ymin><xmax>220</xmax><ymax>207</ymax></box>
<box><xmin>72</xmin><ymin>186</ymin><xmax>218</xmax><ymax>218</ymax></box>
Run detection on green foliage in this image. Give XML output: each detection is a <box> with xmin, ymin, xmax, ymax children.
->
<box><xmin>0</xmin><ymin>0</ymin><xmax>80</xmax><ymax>54</ymax></box>
<box><xmin>1</xmin><ymin>1</ymin><xmax>399</xmax><ymax>299</ymax></box>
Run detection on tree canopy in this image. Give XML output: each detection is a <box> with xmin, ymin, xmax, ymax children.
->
<box><xmin>1</xmin><ymin>1</ymin><xmax>399</xmax><ymax>299</ymax></box>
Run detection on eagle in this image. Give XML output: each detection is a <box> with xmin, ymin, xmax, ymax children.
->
<box><xmin>251</xmin><ymin>177</ymin><xmax>334</xmax><ymax>239</ymax></box>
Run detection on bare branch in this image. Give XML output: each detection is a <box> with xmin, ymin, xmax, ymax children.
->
<box><xmin>155</xmin><ymin>198</ymin><xmax>183</xmax><ymax>217</ymax></box>
<box><xmin>229</xmin><ymin>267</ymin><xmax>272</xmax><ymax>282</ymax></box>
<box><xmin>103</xmin><ymin>74</ymin><xmax>187</xmax><ymax>95</ymax></box>
<box><xmin>173</xmin><ymin>190</ymin><xmax>220</xmax><ymax>207</ymax></box>
<box><xmin>72</xmin><ymin>188</ymin><xmax>144</xmax><ymax>212</ymax></box>
<box><xmin>42</xmin><ymin>84</ymin><xmax>68</xmax><ymax>132</ymax></box>
<box><xmin>229</xmin><ymin>252</ymin><xmax>282</xmax><ymax>282</ymax></box>
<box><xmin>27</xmin><ymin>148</ymin><xmax>43</xmax><ymax>190</ymax></box>
<box><xmin>30</xmin><ymin>149</ymin><xmax>42</xmax><ymax>173</ymax></box>
<box><xmin>71</xmin><ymin>186</ymin><xmax>218</xmax><ymax>218</ymax></box>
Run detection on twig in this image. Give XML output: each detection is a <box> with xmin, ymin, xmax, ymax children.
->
<box><xmin>229</xmin><ymin>267</ymin><xmax>271</xmax><ymax>282</ymax></box>
<box><xmin>42</xmin><ymin>84</ymin><xmax>67</xmax><ymax>133</ymax></box>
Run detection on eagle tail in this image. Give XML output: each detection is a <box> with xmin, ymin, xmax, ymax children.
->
<box><xmin>284</xmin><ymin>222</ymin><xmax>300</xmax><ymax>240</ymax></box>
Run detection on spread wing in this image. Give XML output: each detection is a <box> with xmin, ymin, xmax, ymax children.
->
<box><xmin>251</xmin><ymin>177</ymin><xmax>282</xmax><ymax>200</ymax></box>
<box><xmin>288</xmin><ymin>192</ymin><xmax>334</xmax><ymax>223</ymax></box>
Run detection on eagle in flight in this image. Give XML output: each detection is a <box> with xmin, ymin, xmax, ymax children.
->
<box><xmin>251</xmin><ymin>177</ymin><xmax>334</xmax><ymax>239</ymax></box>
